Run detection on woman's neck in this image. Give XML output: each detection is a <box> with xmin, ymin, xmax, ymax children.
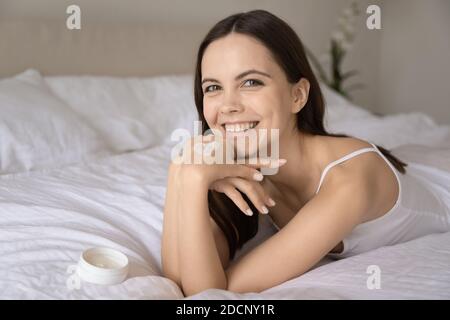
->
<box><xmin>265</xmin><ymin>130</ymin><xmax>323</xmax><ymax>206</ymax></box>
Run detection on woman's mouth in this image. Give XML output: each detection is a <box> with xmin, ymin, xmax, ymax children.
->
<box><xmin>222</xmin><ymin>121</ymin><xmax>259</xmax><ymax>133</ymax></box>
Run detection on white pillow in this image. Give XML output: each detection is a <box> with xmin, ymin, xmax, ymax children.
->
<box><xmin>319</xmin><ymin>82</ymin><xmax>450</xmax><ymax>148</ymax></box>
<box><xmin>44</xmin><ymin>74</ymin><xmax>381</xmax><ymax>153</ymax></box>
<box><xmin>0</xmin><ymin>70</ymin><xmax>110</xmax><ymax>175</ymax></box>
<box><xmin>45</xmin><ymin>74</ymin><xmax>198</xmax><ymax>152</ymax></box>
<box><xmin>319</xmin><ymin>82</ymin><xmax>376</xmax><ymax>123</ymax></box>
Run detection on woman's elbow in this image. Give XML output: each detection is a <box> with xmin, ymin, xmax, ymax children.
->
<box><xmin>181</xmin><ymin>278</ymin><xmax>227</xmax><ymax>297</ymax></box>
<box><xmin>161</xmin><ymin>263</ymin><xmax>182</xmax><ymax>288</ymax></box>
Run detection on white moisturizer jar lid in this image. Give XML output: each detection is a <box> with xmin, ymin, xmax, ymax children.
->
<box><xmin>77</xmin><ymin>247</ymin><xmax>129</xmax><ymax>285</ymax></box>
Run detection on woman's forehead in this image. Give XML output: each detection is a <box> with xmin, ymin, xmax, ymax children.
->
<box><xmin>201</xmin><ymin>34</ymin><xmax>277</xmax><ymax>76</ymax></box>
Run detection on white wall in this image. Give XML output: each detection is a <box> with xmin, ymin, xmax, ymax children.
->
<box><xmin>0</xmin><ymin>0</ymin><xmax>382</xmax><ymax>113</ymax></box>
<box><xmin>6</xmin><ymin>0</ymin><xmax>450</xmax><ymax>125</ymax></box>
<box><xmin>377</xmin><ymin>0</ymin><xmax>450</xmax><ymax>124</ymax></box>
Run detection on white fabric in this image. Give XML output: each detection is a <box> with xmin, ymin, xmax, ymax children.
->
<box><xmin>266</xmin><ymin>142</ymin><xmax>450</xmax><ymax>259</ymax></box>
<box><xmin>325</xmin><ymin>111</ymin><xmax>450</xmax><ymax>149</ymax></box>
<box><xmin>0</xmin><ymin>70</ymin><xmax>110</xmax><ymax>175</ymax></box>
<box><xmin>44</xmin><ymin>74</ymin><xmax>450</xmax><ymax>152</ymax></box>
<box><xmin>45</xmin><ymin>74</ymin><xmax>198</xmax><ymax>152</ymax></box>
<box><xmin>322</xmin><ymin>143</ymin><xmax>449</xmax><ymax>258</ymax></box>
<box><xmin>191</xmin><ymin>231</ymin><xmax>450</xmax><ymax>299</ymax></box>
<box><xmin>0</xmin><ymin>144</ymin><xmax>183</xmax><ymax>299</ymax></box>
<box><xmin>1</xmin><ymin>142</ymin><xmax>450</xmax><ymax>299</ymax></box>
<box><xmin>1</xmin><ymin>73</ymin><xmax>450</xmax><ymax>299</ymax></box>
<box><xmin>320</xmin><ymin>82</ymin><xmax>450</xmax><ymax>149</ymax></box>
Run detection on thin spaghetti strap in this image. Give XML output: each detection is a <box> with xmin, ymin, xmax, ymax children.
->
<box><xmin>315</xmin><ymin>146</ymin><xmax>378</xmax><ymax>194</ymax></box>
<box><xmin>369</xmin><ymin>143</ymin><xmax>398</xmax><ymax>174</ymax></box>
<box><xmin>369</xmin><ymin>142</ymin><xmax>402</xmax><ymax>199</ymax></box>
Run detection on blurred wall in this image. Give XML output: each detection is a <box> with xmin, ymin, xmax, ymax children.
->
<box><xmin>0</xmin><ymin>0</ymin><xmax>382</xmax><ymax>114</ymax></box>
<box><xmin>377</xmin><ymin>0</ymin><xmax>450</xmax><ymax>124</ymax></box>
<box><xmin>3</xmin><ymin>0</ymin><xmax>449</xmax><ymax>124</ymax></box>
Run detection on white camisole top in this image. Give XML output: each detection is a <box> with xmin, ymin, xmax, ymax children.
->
<box><xmin>268</xmin><ymin>142</ymin><xmax>450</xmax><ymax>259</ymax></box>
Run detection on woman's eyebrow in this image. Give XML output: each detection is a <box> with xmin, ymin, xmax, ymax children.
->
<box><xmin>201</xmin><ymin>69</ymin><xmax>272</xmax><ymax>85</ymax></box>
<box><xmin>235</xmin><ymin>69</ymin><xmax>272</xmax><ymax>80</ymax></box>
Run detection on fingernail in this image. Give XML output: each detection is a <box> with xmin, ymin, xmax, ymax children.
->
<box><xmin>253</xmin><ymin>172</ymin><xmax>264</xmax><ymax>181</ymax></box>
<box><xmin>245</xmin><ymin>209</ymin><xmax>253</xmax><ymax>216</ymax></box>
<box><xmin>270</xmin><ymin>158</ymin><xmax>287</xmax><ymax>168</ymax></box>
<box><xmin>268</xmin><ymin>198</ymin><xmax>276</xmax><ymax>206</ymax></box>
<box><xmin>261</xmin><ymin>206</ymin><xmax>269</xmax><ymax>214</ymax></box>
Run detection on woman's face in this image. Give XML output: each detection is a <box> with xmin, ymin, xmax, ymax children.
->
<box><xmin>201</xmin><ymin>33</ymin><xmax>309</xmax><ymax>158</ymax></box>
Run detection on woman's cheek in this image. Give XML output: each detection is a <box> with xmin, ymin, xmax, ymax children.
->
<box><xmin>203</xmin><ymin>102</ymin><xmax>217</xmax><ymax>127</ymax></box>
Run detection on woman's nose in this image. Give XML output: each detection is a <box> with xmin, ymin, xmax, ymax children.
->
<box><xmin>220</xmin><ymin>104</ymin><xmax>244</xmax><ymax>114</ymax></box>
<box><xmin>219</xmin><ymin>92</ymin><xmax>244</xmax><ymax>114</ymax></box>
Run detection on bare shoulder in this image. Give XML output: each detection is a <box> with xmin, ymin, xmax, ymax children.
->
<box><xmin>318</xmin><ymin>135</ymin><xmax>398</xmax><ymax>222</ymax></box>
<box><xmin>321</xmin><ymin>135</ymin><xmax>381</xmax><ymax>168</ymax></box>
<box><xmin>318</xmin><ymin>136</ymin><xmax>378</xmax><ymax>182</ymax></box>
<box><xmin>322</xmin><ymin>136</ymin><xmax>374</xmax><ymax>157</ymax></box>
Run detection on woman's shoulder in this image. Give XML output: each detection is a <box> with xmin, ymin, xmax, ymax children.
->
<box><xmin>314</xmin><ymin>136</ymin><xmax>376</xmax><ymax>178</ymax></box>
<box><xmin>317</xmin><ymin>135</ymin><xmax>397</xmax><ymax>222</ymax></box>
<box><xmin>319</xmin><ymin>135</ymin><xmax>374</xmax><ymax>157</ymax></box>
<box><xmin>318</xmin><ymin>135</ymin><xmax>379</xmax><ymax>182</ymax></box>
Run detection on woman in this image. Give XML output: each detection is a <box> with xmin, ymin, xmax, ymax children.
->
<box><xmin>161</xmin><ymin>10</ymin><xmax>450</xmax><ymax>296</ymax></box>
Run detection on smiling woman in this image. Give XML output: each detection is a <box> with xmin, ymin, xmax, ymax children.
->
<box><xmin>161</xmin><ymin>9</ymin><xmax>449</xmax><ymax>297</ymax></box>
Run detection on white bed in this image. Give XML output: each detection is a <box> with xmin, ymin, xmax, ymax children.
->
<box><xmin>1</xmin><ymin>69</ymin><xmax>449</xmax><ymax>299</ymax></box>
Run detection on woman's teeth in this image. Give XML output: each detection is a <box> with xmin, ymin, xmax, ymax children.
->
<box><xmin>224</xmin><ymin>122</ymin><xmax>258</xmax><ymax>132</ymax></box>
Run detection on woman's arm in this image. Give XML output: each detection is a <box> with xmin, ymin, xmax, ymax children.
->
<box><xmin>225</xmin><ymin>168</ymin><xmax>371</xmax><ymax>293</ymax></box>
<box><xmin>162</xmin><ymin>163</ymin><xmax>270</xmax><ymax>296</ymax></box>
<box><xmin>176</xmin><ymin>169</ymin><xmax>228</xmax><ymax>296</ymax></box>
<box><xmin>161</xmin><ymin>135</ymin><xmax>282</xmax><ymax>295</ymax></box>
<box><xmin>162</xmin><ymin>163</ymin><xmax>225</xmax><ymax>296</ymax></box>
<box><xmin>161</xmin><ymin>164</ymin><xmax>182</xmax><ymax>287</ymax></box>
<box><xmin>161</xmin><ymin>164</ymin><xmax>231</xmax><ymax>289</ymax></box>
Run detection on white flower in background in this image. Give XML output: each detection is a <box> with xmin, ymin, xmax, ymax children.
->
<box><xmin>343</xmin><ymin>23</ymin><xmax>355</xmax><ymax>37</ymax></box>
<box><xmin>305</xmin><ymin>0</ymin><xmax>363</xmax><ymax>100</ymax></box>
<box><xmin>331</xmin><ymin>31</ymin><xmax>345</xmax><ymax>44</ymax></box>
<box><xmin>332</xmin><ymin>0</ymin><xmax>359</xmax><ymax>52</ymax></box>
<box><xmin>341</xmin><ymin>41</ymin><xmax>352</xmax><ymax>52</ymax></box>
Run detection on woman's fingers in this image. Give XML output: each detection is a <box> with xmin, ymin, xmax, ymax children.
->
<box><xmin>244</xmin><ymin>158</ymin><xmax>287</xmax><ymax>169</ymax></box>
<box><xmin>221</xmin><ymin>164</ymin><xmax>265</xmax><ymax>182</ymax></box>
<box><xmin>211</xmin><ymin>177</ymin><xmax>276</xmax><ymax>215</ymax></box>
<box><xmin>226</xmin><ymin>178</ymin><xmax>274</xmax><ymax>214</ymax></box>
<box><xmin>218</xmin><ymin>161</ymin><xmax>286</xmax><ymax>184</ymax></box>
<box><xmin>221</xmin><ymin>184</ymin><xmax>254</xmax><ymax>216</ymax></box>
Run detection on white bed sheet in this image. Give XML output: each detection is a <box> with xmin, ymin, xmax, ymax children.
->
<box><xmin>1</xmin><ymin>140</ymin><xmax>449</xmax><ymax>300</ymax></box>
<box><xmin>2</xmin><ymin>72</ymin><xmax>449</xmax><ymax>299</ymax></box>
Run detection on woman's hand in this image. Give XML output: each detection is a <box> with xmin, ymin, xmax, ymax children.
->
<box><xmin>210</xmin><ymin>177</ymin><xmax>277</xmax><ymax>216</ymax></box>
<box><xmin>170</xmin><ymin>134</ymin><xmax>286</xmax><ymax>216</ymax></box>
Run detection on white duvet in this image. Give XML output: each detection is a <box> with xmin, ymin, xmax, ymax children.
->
<box><xmin>1</xmin><ymin>71</ymin><xmax>450</xmax><ymax>299</ymax></box>
<box><xmin>1</xmin><ymin>142</ymin><xmax>449</xmax><ymax>299</ymax></box>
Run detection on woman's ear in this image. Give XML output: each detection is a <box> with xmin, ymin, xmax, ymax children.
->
<box><xmin>291</xmin><ymin>78</ymin><xmax>310</xmax><ymax>113</ymax></box>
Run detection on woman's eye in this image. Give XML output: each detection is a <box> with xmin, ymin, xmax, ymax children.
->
<box><xmin>204</xmin><ymin>85</ymin><xmax>221</xmax><ymax>93</ymax></box>
<box><xmin>242</xmin><ymin>79</ymin><xmax>263</xmax><ymax>87</ymax></box>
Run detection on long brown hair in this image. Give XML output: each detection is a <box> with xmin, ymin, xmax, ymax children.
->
<box><xmin>194</xmin><ymin>10</ymin><xmax>407</xmax><ymax>260</ymax></box>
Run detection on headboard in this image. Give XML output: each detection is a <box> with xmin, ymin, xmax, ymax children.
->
<box><xmin>0</xmin><ymin>19</ymin><xmax>208</xmax><ymax>77</ymax></box>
